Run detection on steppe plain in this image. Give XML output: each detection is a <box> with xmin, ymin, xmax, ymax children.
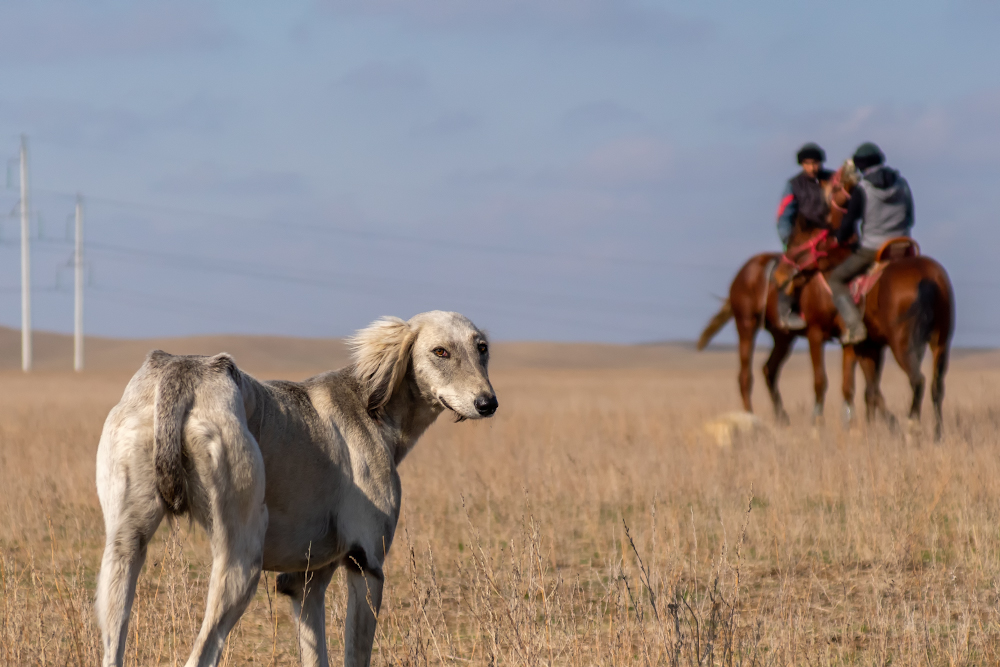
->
<box><xmin>2</xmin><ymin>326</ymin><xmax>1000</xmax><ymax>665</ymax></box>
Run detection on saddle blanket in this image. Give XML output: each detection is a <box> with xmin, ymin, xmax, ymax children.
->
<box><xmin>848</xmin><ymin>261</ymin><xmax>887</xmax><ymax>304</ymax></box>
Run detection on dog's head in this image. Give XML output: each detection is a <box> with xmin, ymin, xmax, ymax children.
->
<box><xmin>350</xmin><ymin>311</ymin><xmax>497</xmax><ymax>421</ymax></box>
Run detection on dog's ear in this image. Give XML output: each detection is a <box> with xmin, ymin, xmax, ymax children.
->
<box><xmin>349</xmin><ymin>316</ymin><xmax>417</xmax><ymax>418</ymax></box>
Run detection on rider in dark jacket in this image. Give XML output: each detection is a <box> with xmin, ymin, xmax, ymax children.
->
<box><xmin>829</xmin><ymin>142</ymin><xmax>915</xmax><ymax>343</ymax></box>
<box><xmin>775</xmin><ymin>142</ymin><xmax>833</xmax><ymax>329</ymax></box>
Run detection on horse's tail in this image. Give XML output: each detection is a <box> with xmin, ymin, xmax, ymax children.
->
<box><xmin>903</xmin><ymin>278</ymin><xmax>939</xmax><ymax>367</ymax></box>
<box><xmin>697</xmin><ymin>298</ymin><xmax>733</xmax><ymax>350</ymax></box>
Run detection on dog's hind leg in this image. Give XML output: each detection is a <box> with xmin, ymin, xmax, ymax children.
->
<box><xmin>183</xmin><ymin>426</ymin><xmax>268</xmax><ymax>667</ymax></box>
<box><xmin>95</xmin><ymin>437</ymin><xmax>165</xmax><ymax>667</ymax></box>
<box><xmin>276</xmin><ymin>564</ymin><xmax>339</xmax><ymax>667</ymax></box>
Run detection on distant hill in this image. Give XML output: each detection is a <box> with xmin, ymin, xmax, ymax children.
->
<box><xmin>0</xmin><ymin>326</ymin><xmax>351</xmax><ymax>374</ymax></box>
<box><xmin>2</xmin><ymin>326</ymin><xmax>996</xmax><ymax>375</ymax></box>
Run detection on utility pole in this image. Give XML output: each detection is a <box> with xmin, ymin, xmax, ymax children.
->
<box><xmin>74</xmin><ymin>194</ymin><xmax>84</xmax><ymax>372</ymax></box>
<box><xmin>20</xmin><ymin>135</ymin><xmax>31</xmax><ymax>372</ymax></box>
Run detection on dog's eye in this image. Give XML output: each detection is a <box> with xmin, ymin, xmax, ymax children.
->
<box><xmin>478</xmin><ymin>343</ymin><xmax>488</xmax><ymax>354</ymax></box>
<box><xmin>433</xmin><ymin>347</ymin><xmax>450</xmax><ymax>358</ymax></box>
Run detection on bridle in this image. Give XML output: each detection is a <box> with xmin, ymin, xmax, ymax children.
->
<box><xmin>781</xmin><ymin>228</ymin><xmax>836</xmax><ymax>272</ymax></box>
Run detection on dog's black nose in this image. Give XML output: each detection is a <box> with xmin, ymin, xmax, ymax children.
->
<box><xmin>474</xmin><ymin>394</ymin><xmax>498</xmax><ymax>416</ymax></box>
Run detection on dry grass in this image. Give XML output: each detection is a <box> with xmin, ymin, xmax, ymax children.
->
<box><xmin>2</xmin><ymin>347</ymin><xmax>1000</xmax><ymax>666</ymax></box>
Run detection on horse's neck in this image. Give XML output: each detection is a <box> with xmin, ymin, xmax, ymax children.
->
<box><xmin>788</xmin><ymin>218</ymin><xmax>825</xmax><ymax>247</ymax></box>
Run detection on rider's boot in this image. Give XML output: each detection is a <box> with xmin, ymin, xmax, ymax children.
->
<box><xmin>777</xmin><ymin>289</ymin><xmax>805</xmax><ymax>330</ymax></box>
<box><xmin>834</xmin><ymin>293</ymin><xmax>867</xmax><ymax>344</ymax></box>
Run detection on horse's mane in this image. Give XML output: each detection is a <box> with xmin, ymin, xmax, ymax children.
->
<box><xmin>827</xmin><ymin>159</ymin><xmax>860</xmax><ymax>202</ymax></box>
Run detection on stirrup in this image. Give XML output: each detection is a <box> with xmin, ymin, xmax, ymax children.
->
<box><xmin>840</xmin><ymin>324</ymin><xmax>867</xmax><ymax>345</ymax></box>
<box><xmin>781</xmin><ymin>313</ymin><xmax>806</xmax><ymax>330</ymax></box>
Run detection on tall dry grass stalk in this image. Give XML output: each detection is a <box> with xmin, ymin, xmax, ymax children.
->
<box><xmin>2</xmin><ymin>359</ymin><xmax>999</xmax><ymax>665</ymax></box>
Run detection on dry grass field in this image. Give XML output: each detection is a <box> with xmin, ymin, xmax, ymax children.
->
<box><xmin>2</xmin><ymin>327</ymin><xmax>1000</xmax><ymax>666</ymax></box>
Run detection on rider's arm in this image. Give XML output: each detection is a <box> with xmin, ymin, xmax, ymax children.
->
<box><xmin>776</xmin><ymin>181</ymin><xmax>796</xmax><ymax>242</ymax></box>
<box><xmin>837</xmin><ymin>186</ymin><xmax>866</xmax><ymax>245</ymax></box>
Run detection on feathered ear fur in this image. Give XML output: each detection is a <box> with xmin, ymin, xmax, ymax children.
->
<box><xmin>349</xmin><ymin>316</ymin><xmax>417</xmax><ymax>418</ymax></box>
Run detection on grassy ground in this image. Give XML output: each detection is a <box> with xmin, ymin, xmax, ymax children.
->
<box><xmin>2</xmin><ymin>344</ymin><xmax>1000</xmax><ymax>666</ymax></box>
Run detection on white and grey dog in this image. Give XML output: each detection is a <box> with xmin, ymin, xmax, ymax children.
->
<box><xmin>95</xmin><ymin>311</ymin><xmax>497</xmax><ymax>667</ymax></box>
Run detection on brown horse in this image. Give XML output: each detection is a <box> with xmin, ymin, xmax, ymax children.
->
<box><xmin>801</xmin><ymin>242</ymin><xmax>954</xmax><ymax>440</ymax></box>
<box><xmin>700</xmin><ymin>165</ymin><xmax>955</xmax><ymax>440</ymax></box>
<box><xmin>697</xmin><ymin>162</ymin><xmax>857</xmax><ymax>425</ymax></box>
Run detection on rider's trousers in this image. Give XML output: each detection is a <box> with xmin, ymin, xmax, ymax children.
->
<box><xmin>827</xmin><ymin>247</ymin><xmax>877</xmax><ymax>307</ymax></box>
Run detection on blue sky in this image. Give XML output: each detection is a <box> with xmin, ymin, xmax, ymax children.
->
<box><xmin>1</xmin><ymin>0</ymin><xmax>998</xmax><ymax>345</ymax></box>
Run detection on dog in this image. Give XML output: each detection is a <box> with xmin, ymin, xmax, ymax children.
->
<box><xmin>95</xmin><ymin>311</ymin><xmax>497</xmax><ymax>667</ymax></box>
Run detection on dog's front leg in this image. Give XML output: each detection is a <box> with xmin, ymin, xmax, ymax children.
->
<box><xmin>343</xmin><ymin>563</ymin><xmax>383</xmax><ymax>667</ymax></box>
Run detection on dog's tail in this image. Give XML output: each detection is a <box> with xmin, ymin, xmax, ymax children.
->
<box><xmin>151</xmin><ymin>351</ymin><xmax>198</xmax><ymax>514</ymax></box>
<box><xmin>697</xmin><ymin>298</ymin><xmax>733</xmax><ymax>350</ymax></box>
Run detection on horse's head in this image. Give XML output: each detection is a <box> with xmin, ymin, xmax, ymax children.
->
<box><xmin>825</xmin><ymin>159</ymin><xmax>859</xmax><ymax>231</ymax></box>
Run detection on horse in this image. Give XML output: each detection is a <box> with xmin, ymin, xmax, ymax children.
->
<box><xmin>801</xmin><ymin>239</ymin><xmax>954</xmax><ymax>440</ymax></box>
<box><xmin>697</xmin><ymin>161</ymin><xmax>857</xmax><ymax>425</ymax></box>
<box><xmin>700</xmin><ymin>163</ymin><xmax>956</xmax><ymax>440</ymax></box>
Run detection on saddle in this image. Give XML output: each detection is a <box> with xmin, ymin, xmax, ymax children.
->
<box><xmin>846</xmin><ymin>237</ymin><xmax>920</xmax><ymax>304</ymax></box>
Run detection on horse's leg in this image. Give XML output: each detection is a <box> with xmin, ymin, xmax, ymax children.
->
<box><xmin>806</xmin><ymin>326</ymin><xmax>827</xmax><ymax>426</ymax></box>
<box><xmin>841</xmin><ymin>344</ymin><xmax>857</xmax><ymax>427</ymax></box>
<box><xmin>889</xmin><ymin>331</ymin><xmax>926</xmax><ymax>439</ymax></box>
<box><xmin>859</xmin><ymin>344</ymin><xmax>896</xmax><ymax>431</ymax></box>
<box><xmin>930</xmin><ymin>340</ymin><xmax>950</xmax><ymax>442</ymax></box>
<box><xmin>762</xmin><ymin>331</ymin><xmax>794</xmax><ymax>425</ymax></box>
<box><xmin>736</xmin><ymin>315</ymin><xmax>759</xmax><ymax>413</ymax></box>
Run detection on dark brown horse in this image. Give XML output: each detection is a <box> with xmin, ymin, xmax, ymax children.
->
<box><xmin>800</xmin><ymin>242</ymin><xmax>954</xmax><ymax>440</ymax></box>
<box><xmin>700</xmin><ymin>164</ymin><xmax>955</xmax><ymax>440</ymax></box>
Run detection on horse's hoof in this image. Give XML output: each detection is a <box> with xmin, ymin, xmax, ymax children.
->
<box><xmin>775</xmin><ymin>411</ymin><xmax>791</xmax><ymax>427</ymax></box>
<box><xmin>905</xmin><ymin>418</ymin><xmax>923</xmax><ymax>445</ymax></box>
<box><xmin>883</xmin><ymin>413</ymin><xmax>899</xmax><ymax>433</ymax></box>
<box><xmin>841</xmin><ymin>403</ymin><xmax>855</xmax><ymax>429</ymax></box>
<box><xmin>811</xmin><ymin>404</ymin><xmax>824</xmax><ymax>428</ymax></box>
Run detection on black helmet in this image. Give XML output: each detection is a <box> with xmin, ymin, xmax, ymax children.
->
<box><xmin>796</xmin><ymin>142</ymin><xmax>826</xmax><ymax>164</ymax></box>
<box><xmin>852</xmin><ymin>142</ymin><xmax>885</xmax><ymax>171</ymax></box>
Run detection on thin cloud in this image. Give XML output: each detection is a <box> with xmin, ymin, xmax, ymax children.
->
<box><xmin>0</xmin><ymin>96</ymin><xmax>234</xmax><ymax>149</ymax></box>
<box><xmin>560</xmin><ymin>101</ymin><xmax>644</xmax><ymax>131</ymax></box>
<box><xmin>410</xmin><ymin>111</ymin><xmax>480</xmax><ymax>138</ymax></box>
<box><xmin>152</xmin><ymin>164</ymin><xmax>309</xmax><ymax>198</ymax></box>
<box><xmin>333</xmin><ymin>61</ymin><xmax>429</xmax><ymax>95</ymax></box>
<box><xmin>316</xmin><ymin>0</ymin><xmax>714</xmax><ymax>44</ymax></box>
<box><xmin>578</xmin><ymin>136</ymin><xmax>674</xmax><ymax>187</ymax></box>
<box><xmin>722</xmin><ymin>91</ymin><xmax>1000</xmax><ymax>169</ymax></box>
<box><xmin>0</xmin><ymin>2</ymin><xmax>234</xmax><ymax>64</ymax></box>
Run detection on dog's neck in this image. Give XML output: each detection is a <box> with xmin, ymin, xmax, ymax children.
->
<box><xmin>377</xmin><ymin>377</ymin><xmax>444</xmax><ymax>465</ymax></box>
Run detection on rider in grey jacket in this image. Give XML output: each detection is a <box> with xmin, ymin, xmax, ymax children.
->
<box><xmin>829</xmin><ymin>142</ymin><xmax>915</xmax><ymax>343</ymax></box>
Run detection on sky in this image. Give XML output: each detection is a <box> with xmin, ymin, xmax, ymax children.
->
<box><xmin>0</xmin><ymin>0</ymin><xmax>998</xmax><ymax>346</ymax></box>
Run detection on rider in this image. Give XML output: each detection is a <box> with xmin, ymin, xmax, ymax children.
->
<box><xmin>775</xmin><ymin>142</ymin><xmax>833</xmax><ymax>329</ymax></box>
<box><xmin>830</xmin><ymin>141</ymin><xmax>915</xmax><ymax>344</ymax></box>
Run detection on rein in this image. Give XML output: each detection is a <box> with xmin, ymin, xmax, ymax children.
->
<box><xmin>782</xmin><ymin>228</ymin><xmax>836</xmax><ymax>272</ymax></box>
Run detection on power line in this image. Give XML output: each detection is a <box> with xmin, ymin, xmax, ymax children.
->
<box><xmin>32</xmin><ymin>186</ymin><xmax>731</xmax><ymax>271</ymax></box>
